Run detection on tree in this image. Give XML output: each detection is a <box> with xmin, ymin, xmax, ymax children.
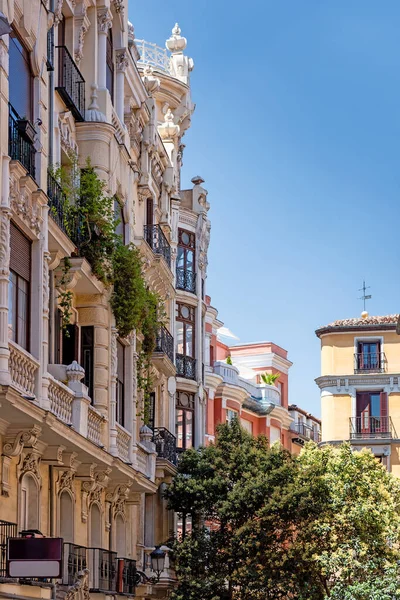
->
<box><xmin>166</xmin><ymin>420</ymin><xmax>400</xmax><ymax>600</ymax></box>
<box><xmin>260</xmin><ymin>372</ymin><xmax>280</xmax><ymax>386</ymax></box>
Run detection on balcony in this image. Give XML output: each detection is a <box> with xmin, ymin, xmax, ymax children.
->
<box><xmin>213</xmin><ymin>361</ymin><xmax>240</xmax><ymax>386</ymax></box>
<box><xmin>354</xmin><ymin>352</ymin><xmax>386</xmax><ymax>374</ymax></box>
<box><xmin>154</xmin><ymin>326</ymin><xmax>174</xmax><ymax>363</ymax></box>
<box><xmin>55</xmin><ymin>45</ymin><xmax>85</xmax><ymax>122</ymax></box>
<box><xmin>117</xmin><ymin>558</ymin><xmax>137</xmax><ymax>595</ymax></box>
<box><xmin>176</xmin><ymin>267</ymin><xmax>196</xmax><ymax>294</ymax></box>
<box><xmin>8</xmin><ymin>104</ymin><xmax>36</xmax><ymax>179</ymax></box>
<box><xmin>144</xmin><ymin>224</ymin><xmax>171</xmax><ymax>268</ymax></box>
<box><xmin>291</xmin><ymin>422</ymin><xmax>321</xmax><ymax>444</ymax></box>
<box><xmin>136</xmin><ymin>39</ymin><xmax>171</xmax><ymax>73</ymax></box>
<box><xmin>9</xmin><ymin>341</ymin><xmax>40</xmax><ymax>397</ymax></box>
<box><xmin>153</xmin><ymin>427</ymin><xmax>177</xmax><ymax>465</ymax></box>
<box><xmin>47</xmin><ymin>171</ymin><xmax>69</xmax><ymax>235</ymax></box>
<box><xmin>176</xmin><ymin>354</ymin><xmax>196</xmax><ymax>380</ymax></box>
<box><xmin>63</xmin><ymin>543</ymin><xmax>88</xmax><ymax>586</ymax></box>
<box><xmin>350</xmin><ymin>416</ymin><xmax>397</xmax><ymax>440</ymax></box>
<box><xmin>238</xmin><ymin>376</ymin><xmax>281</xmax><ymax>406</ymax></box>
<box><xmin>88</xmin><ymin>548</ymin><xmax>117</xmax><ymax>592</ymax></box>
<box><xmin>0</xmin><ymin>520</ymin><xmax>17</xmax><ymax>577</ymax></box>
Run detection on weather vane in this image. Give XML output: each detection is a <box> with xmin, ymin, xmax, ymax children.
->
<box><xmin>358</xmin><ymin>280</ymin><xmax>371</xmax><ymax>312</ymax></box>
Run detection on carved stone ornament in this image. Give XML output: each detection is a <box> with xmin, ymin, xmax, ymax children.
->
<box><xmin>58</xmin><ymin>112</ymin><xmax>78</xmax><ymax>157</ymax></box>
<box><xmin>105</xmin><ymin>483</ymin><xmax>132</xmax><ymax>519</ymax></box>
<box><xmin>0</xmin><ymin>208</ymin><xmax>10</xmax><ymax>277</ymax></box>
<box><xmin>20</xmin><ymin>452</ymin><xmax>41</xmax><ymax>481</ymax></box>
<box><xmin>75</xmin><ymin>22</ymin><xmax>89</xmax><ymax>66</ymax></box>
<box><xmin>137</xmin><ymin>185</ymin><xmax>152</xmax><ymax>204</ymax></box>
<box><xmin>97</xmin><ymin>9</ymin><xmax>112</xmax><ymax>33</ymax></box>
<box><xmin>54</xmin><ymin>0</ymin><xmax>64</xmax><ymax>27</ymax></box>
<box><xmin>58</xmin><ymin>470</ymin><xmax>75</xmax><ymax>494</ymax></box>
<box><xmin>9</xmin><ymin>174</ymin><xmax>41</xmax><ymax>236</ymax></box>
<box><xmin>113</xmin><ymin>0</ymin><xmax>125</xmax><ymax>14</ymax></box>
<box><xmin>80</xmin><ymin>468</ymin><xmax>111</xmax><ymax>522</ymax></box>
<box><xmin>43</xmin><ymin>252</ymin><xmax>50</xmax><ymax>316</ymax></box>
<box><xmin>116</xmin><ymin>50</ymin><xmax>129</xmax><ymax>72</ymax></box>
<box><xmin>111</xmin><ymin>328</ymin><xmax>118</xmax><ymax>379</ymax></box>
<box><xmin>3</xmin><ymin>426</ymin><xmax>42</xmax><ymax>457</ymax></box>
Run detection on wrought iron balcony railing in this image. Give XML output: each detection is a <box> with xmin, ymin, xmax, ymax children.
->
<box><xmin>176</xmin><ymin>267</ymin><xmax>196</xmax><ymax>294</ymax></box>
<box><xmin>176</xmin><ymin>353</ymin><xmax>196</xmax><ymax>380</ymax></box>
<box><xmin>349</xmin><ymin>416</ymin><xmax>397</xmax><ymax>439</ymax></box>
<box><xmin>56</xmin><ymin>45</ymin><xmax>85</xmax><ymax>122</ymax></box>
<box><xmin>47</xmin><ymin>171</ymin><xmax>68</xmax><ymax>234</ymax></box>
<box><xmin>117</xmin><ymin>558</ymin><xmax>137</xmax><ymax>595</ymax></box>
<box><xmin>8</xmin><ymin>104</ymin><xmax>36</xmax><ymax>179</ymax></box>
<box><xmin>153</xmin><ymin>427</ymin><xmax>177</xmax><ymax>465</ymax></box>
<box><xmin>291</xmin><ymin>422</ymin><xmax>321</xmax><ymax>443</ymax></box>
<box><xmin>144</xmin><ymin>224</ymin><xmax>171</xmax><ymax>268</ymax></box>
<box><xmin>354</xmin><ymin>352</ymin><xmax>386</xmax><ymax>373</ymax></box>
<box><xmin>88</xmin><ymin>547</ymin><xmax>117</xmax><ymax>592</ymax></box>
<box><xmin>63</xmin><ymin>543</ymin><xmax>88</xmax><ymax>586</ymax></box>
<box><xmin>0</xmin><ymin>520</ymin><xmax>17</xmax><ymax>577</ymax></box>
<box><xmin>154</xmin><ymin>326</ymin><xmax>174</xmax><ymax>363</ymax></box>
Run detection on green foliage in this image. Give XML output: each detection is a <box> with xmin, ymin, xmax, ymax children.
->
<box><xmin>260</xmin><ymin>372</ymin><xmax>280</xmax><ymax>386</ymax></box>
<box><xmin>226</xmin><ymin>355</ymin><xmax>232</xmax><ymax>365</ymax></box>
<box><xmin>56</xmin><ymin>257</ymin><xmax>73</xmax><ymax>334</ymax></box>
<box><xmin>167</xmin><ymin>422</ymin><xmax>400</xmax><ymax>600</ymax></box>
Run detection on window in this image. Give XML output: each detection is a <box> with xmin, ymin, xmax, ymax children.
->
<box><xmin>20</xmin><ymin>474</ymin><xmax>39</xmax><ymax>531</ymax></box>
<box><xmin>106</xmin><ymin>28</ymin><xmax>114</xmax><ymax>101</ymax></box>
<box><xmin>116</xmin><ymin>341</ymin><xmax>125</xmax><ymax>427</ymax></box>
<box><xmin>356</xmin><ymin>341</ymin><xmax>382</xmax><ymax>371</ymax></box>
<box><xmin>176</xmin><ymin>391</ymin><xmax>194</xmax><ymax>451</ymax></box>
<box><xmin>114</xmin><ymin>199</ymin><xmax>125</xmax><ymax>243</ymax></box>
<box><xmin>9</xmin><ymin>30</ymin><xmax>33</xmax><ymax>119</ymax></box>
<box><xmin>81</xmin><ymin>326</ymin><xmax>94</xmax><ymax>401</ymax></box>
<box><xmin>241</xmin><ymin>418</ymin><xmax>253</xmax><ymax>434</ymax></box>
<box><xmin>226</xmin><ymin>409</ymin><xmax>238</xmax><ymax>424</ymax></box>
<box><xmin>89</xmin><ymin>503</ymin><xmax>101</xmax><ymax>547</ymax></box>
<box><xmin>148</xmin><ymin>392</ymin><xmax>156</xmax><ymax>431</ymax></box>
<box><xmin>9</xmin><ymin>223</ymin><xmax>31</xmax><ymax>350</ymax></box>
<box><xmin>115</xmin><ymin>514</ymin><xmax>126</xmax><ymax>556</ymax></box>
<box><xmin>355</xmin><ymin>391</ymin><xmax>388</xmax><ymax>434</ymax></box>
<box><xmin>176</xmin><ymin>229</ymin><xmax>196</xmax><ymax>293</ymax></box>
<box><xmin>176</xmin><ymin>303</ymin><xmax>195</xmax><ymax>357</ymax></box>
<box><xmin>60</xmin><ymin>491</ymin><xmax>74</xmax><ymax>543</ymax></box>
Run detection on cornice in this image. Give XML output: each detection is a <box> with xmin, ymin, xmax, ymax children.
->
<box><xmin>316</xmin><ymin>324</ymin><xmax>397</xmax><ymax>338</ymax></box>
<box><xmin>316</xmin><ymin>373</ymin><xmax>400</xmax><ymax>391</ymax></box>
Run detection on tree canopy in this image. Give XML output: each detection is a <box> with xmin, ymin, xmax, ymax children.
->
<box><xmin>166</xmin><ymin>419</ymin><xmax>400</xmax><ymax>600</ymax></box>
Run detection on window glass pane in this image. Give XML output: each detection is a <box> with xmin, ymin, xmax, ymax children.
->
<box><xmin>185</xmin><ymin>324</ymin><xmax>193</xmax><ymax>357</ymax></box>
<box><xmin>17</xmin><ymin>277</ymin><xmax>28</xmax><ymax>349</ymax></box>
<box><xmin>177</xmin><ymin>247</ymin><xmax>185</xmax><ymax>268</ymax></box>
<box><xmin>106</xmin><ymin>29</ymin><xmax>114</xmax><ymax>100</ymax></box>
<box><xmin>8</xmin><ymin>272</ymin><xmax>17</xmax><ymax>342</ymax></box>
<box><xmin>176</xmin><ymin>409</ymin><xmax>184</xmax><ymax>449</ymax></box>
<box><xmin>186</xmin><ymin>250</ymin><xmax>194</xmax><ymax>272</ymax></box>
<box><xmin>185</xmin><ymin>410</ymin><xmax>193</xmax><ymax>449</ymax></box>
<box><xmin>9</xmin><ymin>33</ymin><xmax>32</xmax><ymax>119</ymax></box>
<box><xmin>176</xmin><ymin>322</ymin><xmax>184</xmax><ymax>354</ymax></box>
<box><xmin>114</xmin><ymin>200</ymin><xmax>125</xmax><ymax>242</ymax></box>
<box><xmin>370</xmin><ymin>394</ymin><xmax>381</xmax><ymax>417</ymax></box>
<box><xmin>226</xmin><ymin>409</ymin><xmax>237</xmax><ymax>424</ymax></box>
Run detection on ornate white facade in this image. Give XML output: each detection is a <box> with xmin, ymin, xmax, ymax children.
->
<box><xmin>0</xmin><ymin>2</ymin><xmax>210</xmax><ymax>599</ymax></box>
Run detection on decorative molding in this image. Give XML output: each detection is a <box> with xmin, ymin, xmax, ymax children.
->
<box><xmin>65</xmin><ymin>569</ymin><xmax>90</xmax><ymax>600</ymax></box>
<box><xmin>54</xmin><ymin>0</ymin><xmax>64</xmax><ymax>26</ymax></box>
<box><xmin>0</xmin><ymin>208</ymin><xmax>10</xmax><ymax>277</ymax></box>
<box><xmin>97</xmin><ymin>9</ymin><xmax>112</xmax><ymax>33</ymax></box>
<box><xmin>3</xmin><ymin>426</ymin><xmax>42</xmax><ymax>457</ymax></box>
<box><xmin>80</xmin><ymin>468</ymin><xmax>111</xmax><ymax>522</ymax></box>
<box><xmin>58</xmin><ymin>470</ymin><xmax>75</xmax><ymax>496</ymax></box>
<box><xmin>115</xmin><ymin>50</ymin><xmax>129</xmax><ymax>72</ymax></box>
<box><xmin>58</xmin><ymin>112</ymin><xmax>78</xmax><ymax>157</ymax></box>
<box><xmin>19</xmin><ymin>451</ymin><xmax>41</xmax><ymax>482</ymax></box>
<box><xmin>9</xmin><ymin>171</ymin><xmax>42</xmax><ymax>236</ymax></box>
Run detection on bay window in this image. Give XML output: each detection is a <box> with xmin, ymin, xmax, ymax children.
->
<box><xmin>8</xmin><ymin>223</ymin><xmax>31</xmax><ymax>351</ymax></box>
<box><xmin>176</xmin><ymin>391</ymin><xmax>194</xmax><ymax>451</ymax></box>
<box><xmin>176</xmin><ymin>228</ymin><xmax>196</xmax><ymax>293</ymax></box>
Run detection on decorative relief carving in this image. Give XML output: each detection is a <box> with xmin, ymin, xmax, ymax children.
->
<box><xmin>54</xmin><ymin>0</ymin><xmax>64</xmax><ymax>26</ymax></box>
<box><xmin>105</xmin><ymin>483</ymin><xmax>132</xmax><ymax>519</ymax></box>
<box><xmin>111</xmin><ymin>328</ymin><xmax>118</xmax><ymax>379</ymax></box>
<box><xmin>3</xmin><ymin>426</ymin><xmax>42</xmax><ymax>457</ymax></box>
<box><xmin>58</xmin><ymin>112</ymin><xmax>78</xmax><ymax>156</ymax></box>
<box><xmin>10</xmin><ymin>174</ymin><xmax>41</xmax><ymax>235</ymax></box>
<box><xmin>116</xmin><ymin>50</ymin><xmax>129</xmax><ymax>72</ymax></box>
<box><xmin>43</xmin><ymin>252</ymin><xmax>50</xmax><ymax>315</ymax></box>
<box><xmin>58</xmin><ymin>470</ymin><xmax>75</xmax><ymax>495</ymax></box>
<box><xmin>137</xmin><ymin>185</ymin><xmax>152</xmax><ymax>204</ymax></box>
<box><xmin>80</xmin><ymin>468</ymin><xmax>111</xmax><ymax>522</ymax></box>
<box><xmin>20</xmin><ymin>452</ymin><xmax>41</xmax><ymax>481</ymax></box>
<box><xmin>65</xmin><ymin>569</ymin><xmax>90</xmax><ymax>600</ymax></box>
<box><xmin>113</xmin><ymin>0</ymin><xmax>125</xmax><ymax>15</ymax></box>
<box><xmin>0</xmin><ymin>208</ymin><xmax>10</xmax><ymax>277</ymax></box>
<box><xmin>75</xmin><ymin>21</ymin><xmax>89</xmax><ymax>65</ymax></box>
<box><xmin>97</xmin><ymin>9</ymin><xmax>112</xmax><ymax>33</ymax></box>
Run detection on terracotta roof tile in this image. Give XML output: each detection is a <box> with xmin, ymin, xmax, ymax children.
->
<box><xmin>316</xmin><ymin>314</ymin><xmax>399</xmax><ymax>337</ymax></box>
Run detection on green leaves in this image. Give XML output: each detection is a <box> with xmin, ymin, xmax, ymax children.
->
<box><xmin>260</xmin><ymin>372</ymin><xmax>280</xmax><ymax>386</ymax></box>
<box><xmin>168</xmin><ymin>424</ymin><xmax>400</xmax><ymax>600</ymax></box>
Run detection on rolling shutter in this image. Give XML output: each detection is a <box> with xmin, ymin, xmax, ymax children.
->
<box><xmin>10</xmin><ymin>222</ymin><xmax>31</xmax><ymax>281</ymax></box>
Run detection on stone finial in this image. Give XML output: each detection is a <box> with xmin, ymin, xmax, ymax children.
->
<box><xmin>66</xmin><ymin>361</ymin><xmax>85</xmax><ymax>383</ymax></box>
<box><xmin>166</xmin><ymin>22</ymin><xmax>187</xmax><ymax>53</ymax></box>
<box><xmin>86</xmin><ymin>84</ymin><xmax>107</xmax><ymax>122</ymax></box>
<box><xmin>158</xmin><ymin>108</ymin><xmax>180</xmax><ymax>140</ymax></box>
<box><xmin>191</xmin><ymin>175</ymin><xmax>205</xmax><ymax>186</ymax></box>
<box><xmin>142</xmin><ymin>65</ymin><xmax>160</xmax><ymax>94</ymax></box>
<box><xmin>128</xmin><ymin>21</ymin><xmax>135</xmax><ymax>45</ymax></box>
<box><xmin>139</xmin><ymin>425</ymin><xmax>153</xmax><ymax>444</ymax></box>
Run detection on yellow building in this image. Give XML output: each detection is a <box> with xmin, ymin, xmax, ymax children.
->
<box><xmin>316</xmin><ymin>313</ymin><xmax>400</xmax><ymax>473</ymax></box>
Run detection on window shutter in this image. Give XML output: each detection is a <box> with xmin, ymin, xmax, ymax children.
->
<box><xmin>380</xmin><ymin>392</ymin><xmax>388</xmax><ymax>418</ymax></box>
<box><xmin>10</xmin><ymin>222</ymin><xmax>31</xmax><ymax>281</ymax></box>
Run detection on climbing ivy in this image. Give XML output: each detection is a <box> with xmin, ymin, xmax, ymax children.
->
<box><xmin>56</xmin><ymin>257</ymin><xmax>73</xmax><ymax>335</ymax></box>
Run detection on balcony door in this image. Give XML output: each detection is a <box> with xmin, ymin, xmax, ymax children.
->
<box><xmin>356</xmin><ymin>391</ymin><xmax>388</xmax><ymax>434</ymax></box>
<box><xmin>357</xmin><ymin>341</ymin><xmax>380</xmax><ymax>371</ymax></box>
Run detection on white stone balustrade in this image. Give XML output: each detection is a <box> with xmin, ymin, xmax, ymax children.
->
<box><xmin>87</xmin><ymin>406</ymin><xmax>105</xmax><ymax>446</ymax></box>
<box><xmin>135</xmin><ymin>39</ymin><xmax>171</xmax><ymax>73</ymax></box>
<box><xmin>116</xmin><ymin>423</ymin><xmax>131</xmax><ymax>462</ymax></box>
<box><xmin>48</xmin><ymin>375</ymin><xmax>74</xmax><ymax>424</ymax></box>
<box><xmin>238</xmin><ymin>377</ymin><xmax>281</xmax><ymax>406</ymax></box>
<box><xmin>9</xmin><ymin>341</ymin><xmax>39</xmax><ymax>396</ymax></box>
<box><xmin>213</xmin><ymin>361</ymin><xmax>240</xmax><ymax>386</ymax></box>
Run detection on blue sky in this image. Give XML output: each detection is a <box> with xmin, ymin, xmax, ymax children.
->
<box><xmin>130</xmin><ymin>1</ymin><xmax>400</xmax><ymax>416</ymax></box>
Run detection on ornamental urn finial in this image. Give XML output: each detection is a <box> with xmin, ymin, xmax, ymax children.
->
<box><xmin>361</xmin><ymin>311</ymin><xmax>369</xmax><ymax>320</ymax></box>
<box><xmin>166</xmin><ymin>22</ymin><xmax>187</xmax><ymax>53</ymax></box>
<box><xmin>158</xmin><ymin>108</ymin><xmax>180</xmax><ymax>140</ymax></box>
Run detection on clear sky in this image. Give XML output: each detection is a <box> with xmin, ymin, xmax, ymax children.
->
<box><xmin>129</xmin><ymin>1</ymin><xmax>400</xmax><ymax>416</ymax></box>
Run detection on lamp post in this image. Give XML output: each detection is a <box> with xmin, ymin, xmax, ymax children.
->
<box><xmin>135</xmin><ymin>546</ymin><xmax>166</xmax><ymax>585</ymax></box>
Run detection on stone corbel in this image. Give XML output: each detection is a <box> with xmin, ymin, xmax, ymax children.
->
<box><xmin>74</xmin><ymin>2</ymin><xmax>91</xmax><ymax>66</ymax></box>
<box><xmin>3</xmin><ymin>425</ymin><xmax>42</xmax><ymax>457</ymax></box>
<box><xmin>137</xmin><ymin>184</ymin><xmax>152</xmax><ymax>205</ymax></box>
<box><xmin>41</xmin><ymin>445</ymin><xmax>66</xmax><ymax>465</ymax></box>
<box><xmin>113</xmin><ymin>0</ymin><xmax>125</xmax><ymax>30</ymax></box>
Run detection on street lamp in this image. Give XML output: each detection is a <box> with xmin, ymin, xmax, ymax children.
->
<box><xmin>135</xmin><ymin>546</ymin><xmax>166</xmax><ymax>585</ymax></box>
<box><xmin>0</xmin><ymin>13</ymin><xmax>11</xmax><ymax>36</ymax></box>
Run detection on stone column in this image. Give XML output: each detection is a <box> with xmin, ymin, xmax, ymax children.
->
<box><xmin>131</xmin><ymin>335</ymin><xmax>138</xmax><ymax>448</ymax></box>
<box><xmin>115</xmin><ymin>50</ymin><xmax>128</xmax><ymax>123</ymax></box>
<box><xmin>109</xmin><ymin>327</ymin><xmax>118</xmax><ymax>456</ymax></box>
<box><xmin>97</xmin><ymin>9</ymin><xmax>112</xmax><ymax>90</ymax></box>
<box><xmin>0</xmin><ymin>156</ymin><xmax>10</xmax><ymax>385</ymax></box>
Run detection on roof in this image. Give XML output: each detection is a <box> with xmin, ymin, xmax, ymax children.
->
<box><xmin>315</xmin><ymin>314</ymin><xmax>399</xmax><ymax>337</ymax></box>
<box><xmin>288</xmin><ymin>404</ymin><xmax>321</xmax><ymax>424</ymax></box>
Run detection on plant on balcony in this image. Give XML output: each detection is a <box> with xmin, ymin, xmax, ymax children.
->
<box><xmin>260</xmin><ymin>372</ymin><xmax>280</xmax><ymax>386</ymax></box>
<box><xmin>226</xmin><ymin>355</ymin><xmax>232</xmax><ymax>365</ymax></box>
<box><xmin>167</xmin><ymin>421</ymin><xmax>400</xmax><ymax>600</ymax></box>
<box><xmin>56</xmin><ymin>257</ymin><xmax>73</xmax><ymax>334</ymax></box>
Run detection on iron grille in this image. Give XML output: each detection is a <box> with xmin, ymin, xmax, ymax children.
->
<box><xmin>117</xmin><ymin>558</ymin><xmax>137</xmax><ymax>595</ymax></box>
<box><xmin>0</xmin><ymin>520</ymin><xmax>17</xmax><ymax>577</ymax></box>
<box><xmin>176</xmin><ymin>267</ymin><xmax>196</xmax><ymax>294</ymax></box>
<box><xmin>88</xmin><ymin>548</ymin><xmax>117</xmax><ymax>592</ymax></box>
<box><xmin>63</xmin><ymin>543</ymin><xmax>88</xmax><ymax>586</ymax></box>
<box><xmin>153</xmin><ymin>427</ymin><xmax>177</xmax><ymax>465</ymax></box>
<box><xmin>155</xmin><ymin>326</ymin><xmax>174</xmax><ymax>363</ymax></box>
<box><xmin>349</xmin><ymin>416</ymin><xmax>396</xmax><ymax>439</ymax></box>
<box><xmin>354</xmin><ymin>352</ymin><xmax>386</xmax><ymax>374</ymax></box>
<box><xmin>176</xmin><ymin>354</ymin><xmax>196</xmax><ymax>380</ymax></box>
<box><xmin>56</xmin><ymin>46</ymin><xmax>85</xmax><ymax>122</ymax></box>
<box><xmin>144</xmin><ymin>224</ymin><xmax>171</xmax><ymax>268</ymax></box>
<box><xmin>8</xmin><ymin>104</ymin><xmax>36</xmax><ymax>179</ymax></box>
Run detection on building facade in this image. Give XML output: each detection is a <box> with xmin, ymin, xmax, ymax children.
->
<box><xmin>316</xmin><ymin>313</ymin><xmax>400</xmax><ymax>473</ymax></box>
<box><xmin>203</xmin><ymin>298</ymin><xmax>319</xmax><ymax>452</ymax></box>
<box><xmin>0</xmin><ymin>2</ymin><xmax>210</xmax><ymax>599</ymax></box>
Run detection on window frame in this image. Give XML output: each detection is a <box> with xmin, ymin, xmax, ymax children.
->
<box><xmin>116</xmin><ymin>340</ymin><xmax>125</xmax><ymax>427</ymax></box>
<box><xmin>177</xmin><ymin>228</ymin><xmax>195</xmax><ymax>273</ymax></box>
<box><xmin>106</xmin><ymin>27</ymin><xmax>114</xmax><ymax>101</ymax></box>
<box><xmin>176</xmin><ymin>303</ymin><xmax>195</xmax><ymax>358</ymax></box>
<box><xmin>8</xmin><ymin>224</ymin><xmax>31</xmax><ymax>351</ymax></box>
<box><xmin>9</xmin><ymin>28</ymin><xmax>34</xmax><ymax>121</ymax></box>
<box><xmin>176</xmin><ymin>391</ymin><xmax>195</xmax><ymax>451</ymax></box>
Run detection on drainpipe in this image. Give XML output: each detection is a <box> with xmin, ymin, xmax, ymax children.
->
<box><xmin>48</xmin><ymin>0</ymin><xmax>55</xmax><ymax>168</ymax></box>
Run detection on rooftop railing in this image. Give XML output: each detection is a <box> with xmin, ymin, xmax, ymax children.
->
<box><xmin>135</xmin><ymin>39</ymin><xmax>171</xmax><ymax>73</ymax></box>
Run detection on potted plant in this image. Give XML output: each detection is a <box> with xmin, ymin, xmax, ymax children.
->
<box><xmin>260</xmin><ymin>372</ymin><xmax>280</xmax><ymax>386</ymax></box>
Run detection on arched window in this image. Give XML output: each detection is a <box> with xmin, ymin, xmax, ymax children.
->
<box><xmin>115</xmin><ymin>514</ymin><xmax>126</xmax><ymax>556</ymax></box>
<box><xmin>90</xmin><ymin>503</ymin><xmax>101</xmax><ymax>547</ymax></box>
<box><xmin>106</xmin><ymin>28</ymin><xmax>114</xmax><ymax>101</ymax></box>
<box><xmin>60</xmin><ymin>491</ymin><xmax>74</xmax><ymax>542</ymax></box>
<box><xmin>20</xmin><ymin>474</ymin><xmax>39</xmax><ymax>530</ymax></box>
